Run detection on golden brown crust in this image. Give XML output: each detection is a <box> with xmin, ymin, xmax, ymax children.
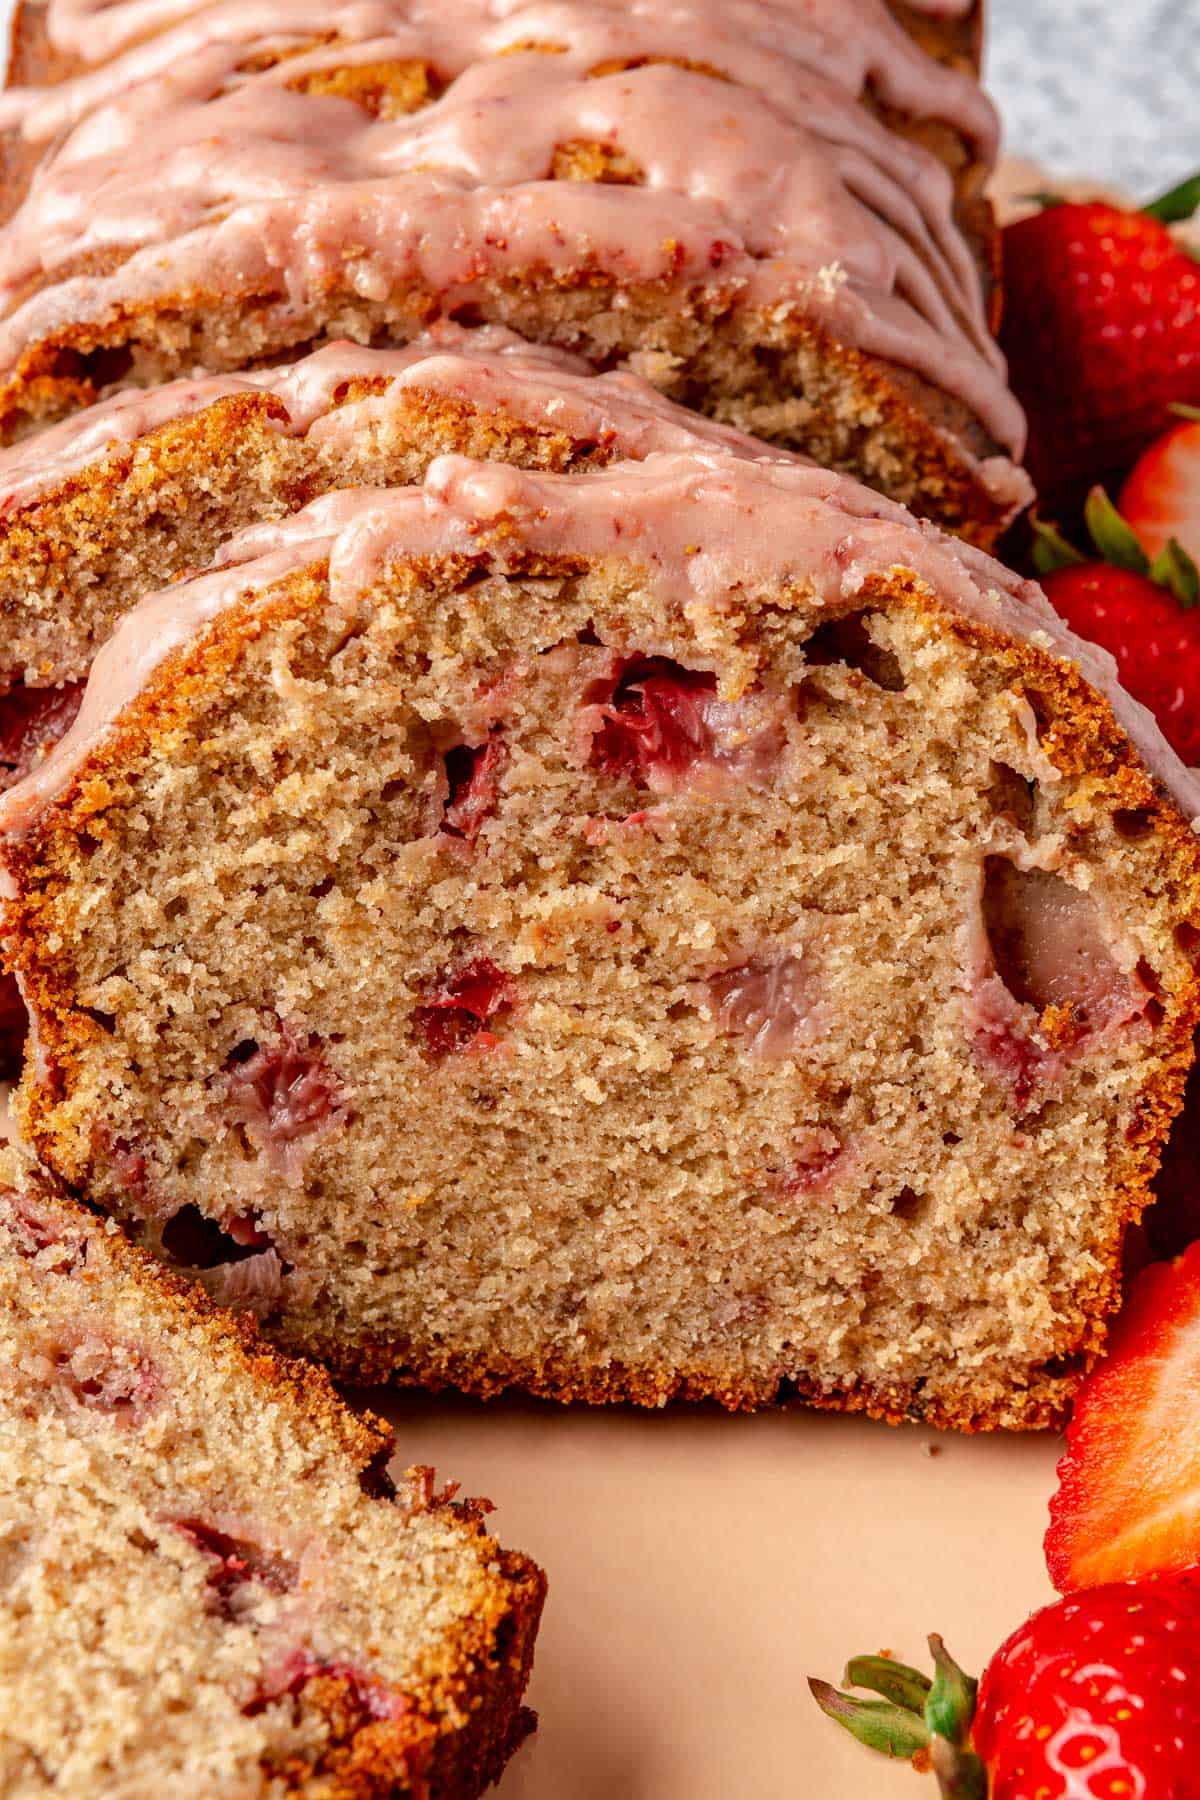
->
<box><xmin>7</xmin><ymin>555</ymin><xmax>1199</xmax><ymax>1433</ymax></box>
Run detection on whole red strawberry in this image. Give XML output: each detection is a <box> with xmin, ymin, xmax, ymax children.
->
<box><xmin>1002</xmin><ymin>180</ymin><xmax>1200</xmax><ymax>507</ymax></box>
<box><xmin>1035</xmin><ymin>487</ymin><xmax>1200</xmax><ymax>765</ymax></box>
<box><xmin>975</xmin><ymin>1569</ymin><xmax>1200</xmax><ymax>1799</ymax></box>
<box><xmin>812</xmin><ymin>1571</ymin><xmax>1200</xmax><ymax>1798</ymax></box>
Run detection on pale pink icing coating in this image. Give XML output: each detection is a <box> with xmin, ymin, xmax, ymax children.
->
<box><xmin>5</xmin><ymin>0</ymin><xmax>996</xmax><ymax>150</ymax></box>
<box><xmin>3</xmin><ymin>450</ymin><xmax>1197</xmax><ymax>840</ymax></box>
<box><xmin>0</xmin><ymin>323</ymin><xmax>1031</xmax><ymax>519</ymax></box>
<box><xmin>0</xmin><ymin>3</ymin><xmax>1020</xmax><ymax>456</ymax></box>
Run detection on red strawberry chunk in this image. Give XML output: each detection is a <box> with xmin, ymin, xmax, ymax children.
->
<box><xmin>0</xmin><ymin>681</ymin><xmax>84</xmax><ymax>783</ymax></box>
<box><xmin>412</xmin><ymin>957</ymin><xmax>515</xmax><ymax>1059</ymax></box>
<box><xmin>244</xmin><ymin>1650</ymin><xmax>409</xmax><ymax>1723</ymax></box>
<box><xmin>442</xmin><ymin>737</ymin><xmax>507</xmax><ymax>841</ymax></box>
<box><xmin>48</xmin><ymin>1331</ymin><xmax>159</xmax><ymax>1415</ymax></box>
<box><xmin>583</xmin><ymin>656</ymin><xmax>786</xmax><ymax>795</ymax></box>
<box><xmin>172</xmin><ymin>1519</ymin><xmax>296</xmax><ymax>1606</ymax></box>
<box><xmin>226</xmin><ymin>1024</ymin><xmax>347</xmax><ymax>1178</ymax></box>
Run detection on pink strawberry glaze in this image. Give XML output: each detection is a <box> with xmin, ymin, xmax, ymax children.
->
<box><xmin>0</xmin><ymin>2</ymin><xmax>1018</xmax><ymax>460</ymax></box>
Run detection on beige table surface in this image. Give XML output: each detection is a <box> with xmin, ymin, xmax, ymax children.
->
<box><xmin>365</xmin><ymin>1389</ymin><xmax>1061</xmax><ymax>1798</ymax></box>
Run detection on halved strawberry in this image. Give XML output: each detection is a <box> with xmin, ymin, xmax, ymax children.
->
<box><xmin>1121</xmin><ymin>414</ymin><xmax>1200</xmax><ymax>566</ymax></box>
<box><xmin>1046</xmin><ymin>1240</ymin><xmax>1200</xmax><ymax>1592</ymax></box>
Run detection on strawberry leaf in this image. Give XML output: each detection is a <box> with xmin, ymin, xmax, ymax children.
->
<box><xmin>808</xmin><ymin>1679</ymin><xmax>931</xmax><ymax>1759</ymax></box>
<box><xmin>1150</xmin><ymin>537</ymin><xmax>1200</xmax><ymax>607</ymax></box>
<box><xmin>844</xmin><ymin>1654</ymin><xmax>931</xmax><ymax>1712</ymax></box>
<box><xmin>1144</xmin><ymin>171</ymin><xmax>1200</xmax><ymax>225</ymax></box>
<box><xmin>1017</xmin><ymin>191</ymin><xmax>1067</xmax><ymax>210</ymax></box>
<box><xmin>1031</xmin><ymin>515</ymin><xmax>1086</xmax><ymax>576</ymax></box>
<box><xmin>1085</xmin><ymin>488</ymin><xmax>1151</xmax><ymax>574</ymax></box>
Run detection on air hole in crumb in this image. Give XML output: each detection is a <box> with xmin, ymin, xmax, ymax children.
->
<box><xmin>1041</xmin><ymin>1353</ymin><xmax>1089</xmax><ymax>1382</ymax></box>
<box><xmin>1176</xmin><ymin>922</ymin><xmax>1200</xmax><ymax>958</ymax></box>
<box><xmin>309</xmin><ymin>876</ymin><xmax>335</xmax><ymax>899</ymax></box>
<box><xmin>447</xmin><ymin>301</ymin><xmax>486</xmax><ymax>328</ymax></box>
<box><xmin>1113</xmin><ymin>807</ymin><xmax>1155</xmax><ymax>842</ymax></box>
<box><xmin>379</xmin><ymin>779</ymin><xmax>405</xmax><ymax>804</ymax></box>
<box><xmin>81</xmin><ymin>1007</ymin><xmax>116</xmax><ymax>1033</ymax></box>
<box><xmin>986</xmin><ymin>761</ymin><xmax>1036</xmax><ymax>833</ymax></box>
<box><xmin>890</xmin><ymin>1186</ymin><xmax>929</xmax><ymax>1223</ymax></box>
<box><xmin>49</xmin><ymin>342</ymin><xmax>135</xmax><ymax>390</ymax></box>
<box><xmin>163</xmin><ymin>896</ymin><xmax>187</xmax><ymax>922</ymax></box>
<box><xmin>226</xmin><ymin>1039</ymin><xmax>259</xmax><ymax>1065</ymax></box>
<box><xmin>942</xmin><ymin>1130</ymin><xmax>962</xmax><ymax>1147</ymax></box>
<box><xmin>160</xmin><ymin>1205</ymin><xmax>263</xmax><ymax>1270</ymax></box>
<box><xmin>803</xmin><ymin>613</ymin><xmax>905</xmax><ymax>691</ymax></box>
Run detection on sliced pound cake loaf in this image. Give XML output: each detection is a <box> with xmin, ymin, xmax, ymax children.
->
<box><xmin>0</xmin><ymin>0</ymin><xmax>1027</xmax><ymax>541</ymax></box>
<box><xmin>0</xmin><ymin>1145</ymin><xmax>543</xmax><ymax>1797</ymax></box>
<box><xmin>4</xmin><ymin>450</ymin><xmax>1196</xmax><ymax>1432</ymax></box>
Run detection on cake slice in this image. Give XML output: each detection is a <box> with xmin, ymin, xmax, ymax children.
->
<box><xmin>0</xmin><ymin>0</ymin><xmax>1027</xmax><ymax>542</ymax></box>
<box><xmin>0</xmin><ymin>325</ymin><xmax>782</xmax><ymax>716</ymax></box>
<box><xmin>0</xmin><ymin>1143</ymin><xmax>543</xmax><ymax>1796</ymax></box>
<box><xmin>2</xmin><ymin>449</ymin><xmax>1198</xmax><ymax>1431</ymax></box>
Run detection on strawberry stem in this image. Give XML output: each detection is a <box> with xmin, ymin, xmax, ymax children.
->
<box><xmin>1150</xmin><ymin>537</ymin><xmax>1200</xmax><ymax>607</ymax></box>
<box><xmin>1031</xmin><ymin>514</ymin><xmax>1086</xmax><ymax>576</ymax></box>
<box><xmin>1144</xmin><ymin>170</ymin><xmax>1200</xmax><ymax>225</ymax></box>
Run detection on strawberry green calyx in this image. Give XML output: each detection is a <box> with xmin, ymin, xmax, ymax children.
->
<box><xmin>809</xmin><ymin>1637</ymin><xmax>987</xmax><ymax>1798</ymax></box>
<box><xmin>1032</xmin><ymin>485</ymin><xmax>1200</xmax><ymax>606</ymax></box>
<box><xmin>1143</xmin><ymin>171</ymin><xmax>1200</xmax><ymax>226</ymax></box>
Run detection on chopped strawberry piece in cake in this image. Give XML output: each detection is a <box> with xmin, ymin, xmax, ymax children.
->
<box><xmin>412</xmin><ymin>958</ymin><xmax>516</xmax><ymax>1059</ymax></box>
<box><xmin>442</xmin><ymin>737</ymin><xmax>508</xmax><ymax>841</ymax></box>
<box><xmin>707</xmin><ymin>952</ymin><xmax>826</xmax><ymax>1060</ymax></box>
<box><xmin>45</xmin><ymin>1330</ymin><xmax>159</xmax><ymax>1415</ymax></box>
<box><xmin>171</xmin><ymin>1519</ymin><xmax>297</xmax><ymax>1609</ymax></box>
<box><xmin>0</xmin><ymin>681</ymin><xmax>84</xmax><ymax>784</ymax></box>
<box><xmin>245</xmin><ymin>1650</ymin><xmax>412</xmax><ymax>1724</ymax></box>
<box><xmin>777</xmin><ymin>1128</ymin><xmax>845</xmax><ymax>1198</ymax></box>
<box><xmin>582</xmin><ymin>657</ymin><xmax>786</xmax><ymax>794</ymax></box>
<box><xmin>226</xmin><ymin>1024</ymin><xmax>348</xmax><ymax>1180</ymax></box>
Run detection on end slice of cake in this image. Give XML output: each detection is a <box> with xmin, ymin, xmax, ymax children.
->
<box><xmin>0</xmin><ymin>1145</ymin><xmax>544</xmax><ymax>1797</ymax></box>
<box><xmin>3</xmin><ymin>449</ymin><xmax>1197</xmax><ymax>1431</ymax></box>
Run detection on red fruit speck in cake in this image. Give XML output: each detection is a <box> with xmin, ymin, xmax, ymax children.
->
<box><xmin>1</xmin><ymin>1196</ymin><xmax>83</xmax><ymax>1270</ymax></box>
<box><xmin>776</xmin><ymin>1128</ymin><xmax>844</xmax><ymax>1199</ymax></box>
<box><xmin>412</xmin><ymin>958</ymin><xmax>516</xmax><ymax>1059</ymax></box>
<box><xmin>707</xmin><ymin>952</ymin><xmax>827</xmax><ymax>1060</ymax></box>
<box><xmin>581</xmin><ymin>656</ymin><xmax>786</xmax><ymax>795</ymax></box>
<box><xmin>0</xmin><ymin>680</ymin><xmax>84</xmax><ymax>785</ymax></box>
<box><xmin>48</xmin><ymin>1331</ymin><xmax>159</xmax><ymax>1415</ymax></box>
<box><xmin>172</xmin><ymin>1518</ymin><xmax>296</xmax><ymax>1612</ymax></box>
<box><xmin>442</xmin><ymin>737</ymin><xmax>508</xmax><ymax>842</ymax></box>
<box><xmin>226</xmin><ymin>1023</ymin><xmax>348</xmax><ymax>1181</ymax></box>
<box><xmin>244</xmin><ymin>1650</ymin><xmax>408</xmax><ymax>1723</ymax></box>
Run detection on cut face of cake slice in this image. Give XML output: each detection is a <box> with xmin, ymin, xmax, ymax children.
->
<box><xmin>0</xmin><ymin>1144</ymin><xmax>543</xmax><ymax>1797</ymax></box>
<box><xmin>4</xmin><ymin>450</ymin><xmax>1195</xmax><ymax>1433</ymax></box>
<box><xmin>0</xmin><ymin>0</ymin><xmax>1027</xmax><ymax>541</ymax></box>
